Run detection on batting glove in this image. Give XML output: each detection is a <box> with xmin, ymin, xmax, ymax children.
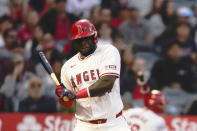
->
<box><xmin>56</xmin><ymin>83</ymin><xmax>76</xmax><ymax>101</ymax></box>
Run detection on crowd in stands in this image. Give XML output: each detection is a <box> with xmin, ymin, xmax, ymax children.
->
<box><xmin>0</xmin><ymin>0</ymin><xmax>197</xmax><ymax>115</ymax></box>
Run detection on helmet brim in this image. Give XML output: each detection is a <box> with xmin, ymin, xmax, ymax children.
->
<box><xmin>71</xmin><ymin>32</ymin><xmax>95</xmax><ymax>40</ymax></box>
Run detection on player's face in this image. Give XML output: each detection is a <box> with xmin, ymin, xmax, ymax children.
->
<box><xmin>73</xmin><ymin>36</ymin><xmax>96</xmax><ymax>57</ymax></box>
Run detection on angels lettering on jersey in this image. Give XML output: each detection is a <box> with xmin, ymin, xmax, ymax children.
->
<box><xmin>70</xmin><ymin>69</ymin><xmax>100</xmax><ymax>90</ymax></box>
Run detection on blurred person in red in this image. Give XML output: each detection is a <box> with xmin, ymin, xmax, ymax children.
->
<box><xmin>120</xmin><ymin>50</ymin><xmax>154</xmax><ymax>96</ymax></box>
<box><xmin>18</xmin><ymin>10</ymin><xmax>39</xmax><ymax>43</ymax></box>
<box><xmin>39</xmin><ymin>0</ymin><xmax>78</xmax><ymax>52</ymax></box>
<box><xmin>110</xmin><ymin>6</ymin><xmax>130</xmax><ymax>29</ymax></box>
<box><xmin>7</xmin><ymin>0</ymin><xmax>25</xmax><ymax>29</ymax></box>
<box><xmin>131</xmin><ymin>58</ymin><xmax>152</xmax><ymax>99</ymax></box>
<box><xmin>19</xmin><ymin>76</ymin><xmax>57</xmax><ymax>113</ymax></box>
<box><xmin>124</xmin><ymin>90</ymin><xmax>167</xmax><ymax>131</ymax></box>
<box><xmin>120</xmin><ymin>49</ymin><xmax>156</xmax><ymax>108</ymax></box>
<box><xmin>39</xmin><ymin>0</ymin><xmax>76</xmax><ymax>41</ymax></box>
<box><xmin>0</xmin><ymin>15</ymin><xmax>13</xmax><ymax>48</ymax></box>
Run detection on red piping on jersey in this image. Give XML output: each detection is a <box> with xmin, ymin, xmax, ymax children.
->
<box><xmin>78</xmin><ymin>54</ymin><xmax>92</xmax><ymax>61</ymax></box>
<box><xmin>99</xmin><ymin>73</ymin><xmax>120</xmax><ymax>78</ymax></box>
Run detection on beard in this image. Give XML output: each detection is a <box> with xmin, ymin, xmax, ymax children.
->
<box><xmin>80</xmin><ymin>42</ymin><xmax>97</xmax><ymax>57</ymax></box>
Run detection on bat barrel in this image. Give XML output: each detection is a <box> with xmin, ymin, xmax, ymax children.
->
<box><xmin>38</xmin><ymin>51</ymin><xmax>60</xmax><ymax>86</ymax></box>
<box><xmin>38</xmin><ymin>52</ymin><xmax>53</xmax><ymax>74</ymax></box>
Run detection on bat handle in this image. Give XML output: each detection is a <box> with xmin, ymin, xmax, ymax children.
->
<box><xmin>50</xmin><ymin>74</ymin><xmax>70</xmax><ymax>101</ymax></box>
<box><xmin>63</xmin><ymin>96</ymin><xmax>69</xmax><ymax>101</ymax></box>
<box><xmin>50</xmin><ymin>73</ymin><xmax>60</xmax><ymax>86</ymax></box>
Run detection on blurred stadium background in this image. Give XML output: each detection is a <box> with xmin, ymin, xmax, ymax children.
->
<box><xmin>0</xmin><ymin>0</ymin><xmax>197</xmax><ymax>130</ymax></box>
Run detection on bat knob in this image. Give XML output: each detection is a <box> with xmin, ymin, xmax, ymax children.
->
<box><xmin>63</xmin><ymin>96</ymin><xmax>69</xmax><ymax>101</ymax></box>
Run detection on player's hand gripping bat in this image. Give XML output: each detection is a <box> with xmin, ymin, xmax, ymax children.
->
<box><xmin>38</xmin><ymin>51</ymin><xmax>69</xmax><ymax>101</ymax></box>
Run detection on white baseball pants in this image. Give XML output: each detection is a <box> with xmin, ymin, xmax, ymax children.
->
<box><xmin>73</xmin><ymin>115</ymin><xmax>130</xmax><ymax>131</ymax></box>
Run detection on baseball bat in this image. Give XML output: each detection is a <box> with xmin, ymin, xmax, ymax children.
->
<box><xmin>38</xmin><ymin>51</ymin><xmax>60</xmax><ymax>85</ymax></box>
<box><xmin>38</xmin><ymin>51</ymin><xmax>69</xmax><ymax>101</ymax></box>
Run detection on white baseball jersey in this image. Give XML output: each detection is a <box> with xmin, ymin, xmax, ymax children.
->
<box><xmin>61</xmin><ymin>44</ymin><xmax>123</xmax><ymax>121</ymax></box>
<box><xmin>123</xmin><ymin>108</ymin><xmax>167</xmax><ymax>131</ymax></box>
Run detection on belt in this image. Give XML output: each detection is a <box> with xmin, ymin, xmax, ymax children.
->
<box><xmin>81</xmin><ymin>110</ymin><xmax>122</xmax><ymax>124</ymax></box>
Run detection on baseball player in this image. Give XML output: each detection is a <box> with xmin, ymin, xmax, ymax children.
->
<box><xmin>124</xmin><ymin>90</ymin><xmax>168</xmax><ymax>131</ymax></box>
<box><xmin>55</xmin><ymin>19</ymin><xmax>130</xmax><ymax>131</ymax></box>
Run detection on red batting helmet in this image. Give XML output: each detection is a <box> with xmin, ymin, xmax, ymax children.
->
<box><xmin>144</xmin><ymin>90</ymin><xmax>167</xmax><ymax>113</ymax></box>
<box><xmin>71</xmin><ymin>19</ymin><xmax>98</xmax><ymax>43</ymax></box>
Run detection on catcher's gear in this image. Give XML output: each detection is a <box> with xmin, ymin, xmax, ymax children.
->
<box><xmin>71</xmin><ymin>19</ymin><xmax>98</xmax><ymax>43</ymax></box>
<box><xmin>56</xmin><ymin>83</ymin><xmax>76</xmax><ymax>101</ymax></box>
<box><xmin>144</xmin><ymin>90</ymin><xmax>167</xmax><ymax>113</ymax></box>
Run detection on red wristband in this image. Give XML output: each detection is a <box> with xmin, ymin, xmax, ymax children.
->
<box><xmin>76</xmin><ymin>88</ymin><xmax>90</xmax><ymax>99</ymax></box>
